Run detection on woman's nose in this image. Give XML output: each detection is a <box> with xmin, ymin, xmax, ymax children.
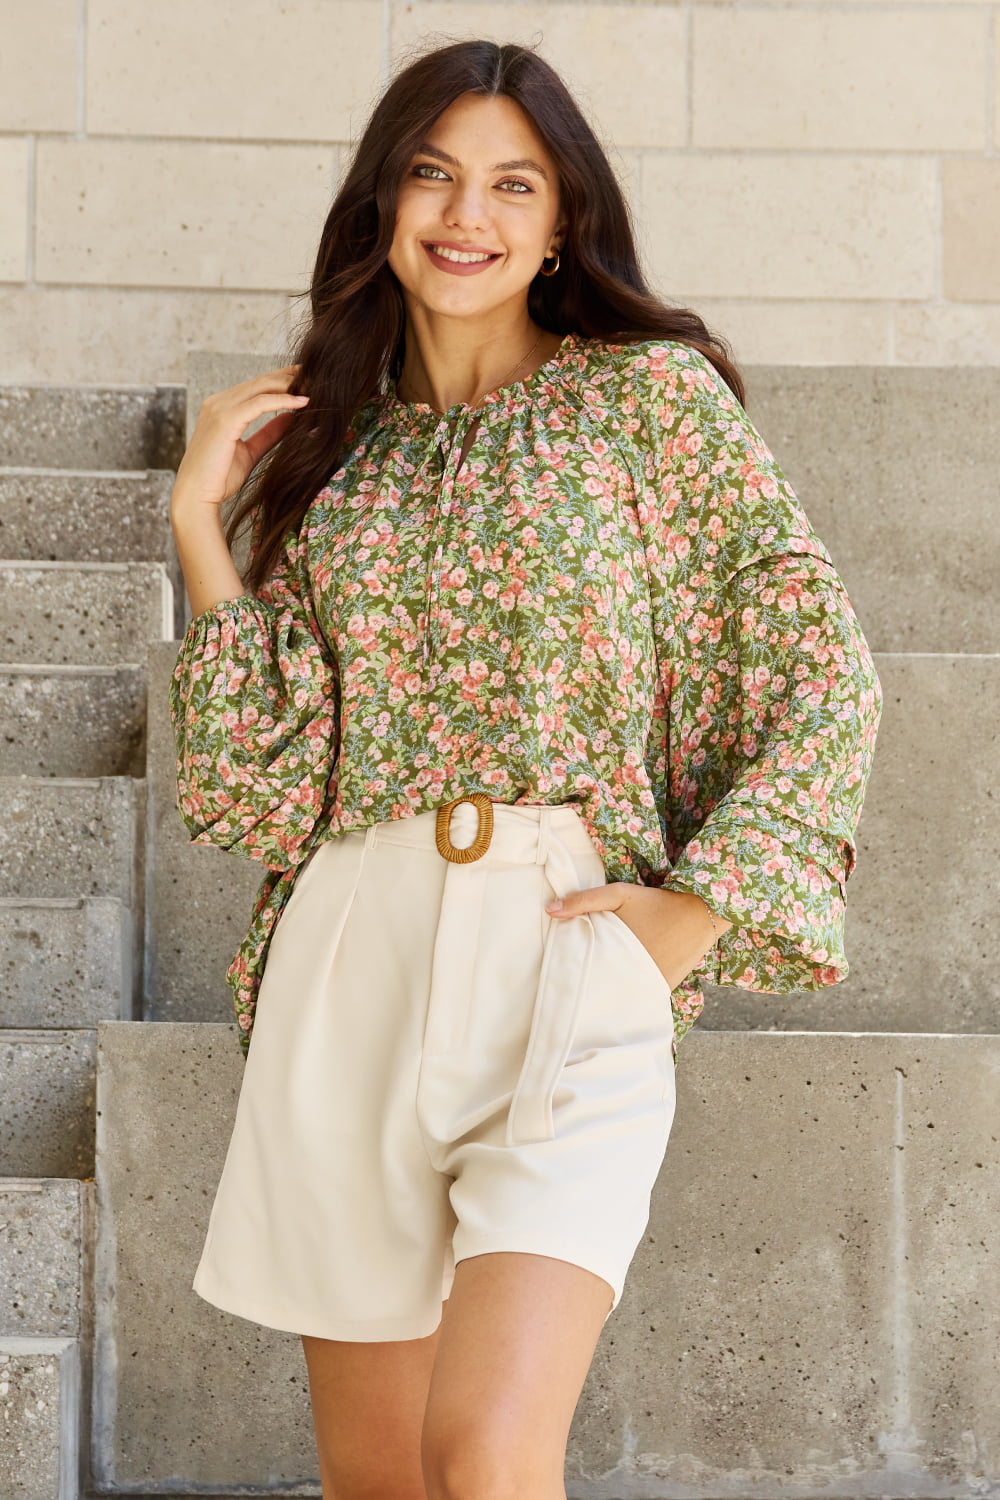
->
<box><xmin>444</xmin><ymin>181</ymin><xmax>490</xmax><ymax>225</ymax></box>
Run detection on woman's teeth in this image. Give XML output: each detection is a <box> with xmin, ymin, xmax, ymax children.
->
<box><xmin>427</xmin><ymin>244</ymin><xmax>497</xmax><ymax>264</ymax></box>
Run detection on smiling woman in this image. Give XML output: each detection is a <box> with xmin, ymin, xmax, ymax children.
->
<box><xmin>167</xmin><ymin>34</ymin><xmax>881</xmax><ymax>1500</ymax></box>
<box><xmin>386</xmin><ymin>91</ymin><xmax>569</xmax><ymax>411</ymax></box>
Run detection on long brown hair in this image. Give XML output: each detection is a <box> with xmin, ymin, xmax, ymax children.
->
<box><xmin>230</xmin><ymin>38</ymin><xmax>746</xmax><ymax>593</ymax></box>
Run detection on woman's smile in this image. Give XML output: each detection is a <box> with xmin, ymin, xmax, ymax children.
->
<box><xmin>421</xmin><ymin>240</ymin><xmax>503</xmax><ymax>275</ymax></box>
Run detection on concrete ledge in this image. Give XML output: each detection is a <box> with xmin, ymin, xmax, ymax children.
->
<box><xmin>0</xmin><ymin>777</ymin><xmax>144</xmax><ymax>1008</ymax></box>
<box><xmin>0</xmin><ymin>1337</ymin><xmax>80</xmax><ymax>1500</ymax></box>
<box><xmin>1</xmin><ymin>1031</ymin><xmax>97</xmax><ymax>1178</ymax></box>
<box><xmin>0</xmin><ymin>1181</ymin><xmax>84</xmax><ymax>1338</ymax></box>
<box><xmin>95</xmin><ymin>1023</ymin><xmax>1000</xmax><ymax>1496</ymax></box>
<box><xmin>0</xmin><ymin>561</ymin><xmax>174</xmax><ymax>666</ymax></box>
<box><xmin>0</xmin><ymin>897</ymin><xmax>132</xmax><ymax>1029</ymax></box>
<box><xmin>0</xmin><ymin>385</ymin><xmax>185</xmax><ymax>470</ymax></box>
<box><xmin>1</xmin><ymin>665</ymin><xmax>145</xmax><ymax>777</ymax></box>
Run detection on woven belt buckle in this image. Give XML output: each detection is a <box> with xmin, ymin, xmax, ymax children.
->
<box><xmin>435</xmin><ymin>792</ymin><xmax>495</xmax><ymax>864</ymax></box>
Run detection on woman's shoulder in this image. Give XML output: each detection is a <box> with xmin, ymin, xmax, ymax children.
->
<box><xmin>568</xmin><ymin>333</ymin><xmax>733</xmax><ymax>417</ymax></box>
<box><xmin>574</xmin><ymin>332</ymin><xmax>719</xmax><ymax>381</ymax></box>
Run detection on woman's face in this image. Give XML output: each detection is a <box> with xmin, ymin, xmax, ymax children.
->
<box><xmin>388</xmin><ymin>92</ymin><xmax>565</xmax><ymax>325</ymax></box>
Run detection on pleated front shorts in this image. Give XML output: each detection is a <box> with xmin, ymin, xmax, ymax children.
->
<box><xmin>192</xmin><ymin>800</ymin><xmax>678</xmax><ymax>1341</ymax></box>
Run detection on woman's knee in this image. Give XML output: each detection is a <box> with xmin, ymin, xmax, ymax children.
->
<box><xmin>421</xmin><ymin>1424</ymin><xmax>562</xmax><ymax>1500</ymax></box>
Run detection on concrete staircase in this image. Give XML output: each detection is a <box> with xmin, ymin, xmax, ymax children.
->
<box><xmin>1</xmin><ymin>357</ymin><xmax>997</xmax><ymax>1498</ymax></box>
<box><xmin>0</xmin><ymin>389</ymin><xmax>181</xmax><ymax>1499</ymax></box>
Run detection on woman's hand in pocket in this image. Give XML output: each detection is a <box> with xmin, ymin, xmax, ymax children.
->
<box><xmin>544</xmin><ymin>882</ymin><xmax>731</xmax><ymax>990</ymax></box>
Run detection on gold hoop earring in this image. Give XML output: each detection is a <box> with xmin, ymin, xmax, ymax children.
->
<box><xmin>540</xmin><ymin>250</ymin><xmax>560</xmax><ymax>277</ymax></box>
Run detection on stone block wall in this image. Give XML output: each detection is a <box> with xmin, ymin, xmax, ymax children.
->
<box><xmin>2</xmin><ymin>0</ymin><xmax>1000</xmax><ymax>384</ymax></box>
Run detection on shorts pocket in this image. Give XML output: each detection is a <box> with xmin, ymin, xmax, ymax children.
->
<box><xmin>599</xmin><ymin>909</ymin><xmax>674</xmax><ymax>1005</ymax></box>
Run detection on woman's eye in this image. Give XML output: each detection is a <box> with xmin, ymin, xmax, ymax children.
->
<box><xmin>410</xmin><ymin>165</ymin><xmax>533</xmax><ymax>194</ymax></box>
<box><xmin>412</xmin><ymin>164</ymin><xmax>448</xmax><ymax>180</ymax></box>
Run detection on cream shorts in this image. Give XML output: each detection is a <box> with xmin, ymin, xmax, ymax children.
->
<box><xmin>192</xmin><ymin>800</ymin><xmax>677</xmax><ymax>1341</ymax></box>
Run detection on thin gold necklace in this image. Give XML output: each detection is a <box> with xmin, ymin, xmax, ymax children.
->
<box><xmin>397</xmin><ymin>329</ymin><xmax>546</xmax><ymax>415</ymax></box>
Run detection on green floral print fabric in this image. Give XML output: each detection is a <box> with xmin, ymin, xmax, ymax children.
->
<box><xmin>168</xmin><ymin>333</ymin><xmax>883</xmax><ymax>1061</ymax></box>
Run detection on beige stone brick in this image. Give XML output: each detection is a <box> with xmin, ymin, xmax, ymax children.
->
<box><xmin>942</xmin><ymin>160</ymin><xmax>1000</xmax><ymax>302</ymax></box>
<box><xmin>669</xmin><ymin>298</ymin><xmax>893</xmax><ymax>366</ymax></box>
<box><xmin>390</xmin><ymin>3</ymin><xmax>686</xmax><ymax>149</ymax></box>
<box><xmin>35</xmin><ymin>140</ymin><xmax>337</xmax><ymax>290</ymax></box>
<box><xmin>0</xmin><ymin>286</ymin><xmax>294</xmax><ymax>384</ymax></box>
<box><xmin>641</xmin><ymin>153</ymin><xmax>936</xmax><ymax>301</ymax></box>
<box><xmin>0</xmin><ymin>138</ymin><xmax>30</xmax><ymax>282</ymax></box>
<box><xmin>693</xmin><ymin>7</ymin><xmax>987</xmax><ymax>151</ymax></box>
<box><xmin>894</xmin><ymin>301</ymin><xmax>1000</xmax><ymax>364</ymax></box>
<box><xmin>86</xmin><ymin>0</ymin><xmax>383</xmax><ymax>142</ymax></box>
<box><xmin>0</xmin><ymin>0</ymin><xmax>78</xmax><ymax>131</ymax></box>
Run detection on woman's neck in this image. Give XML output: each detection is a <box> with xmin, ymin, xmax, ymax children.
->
<box><xmin>395</xmin><ymin>310</ymin><xmax>563</xmax><ymax>414</ymax></box>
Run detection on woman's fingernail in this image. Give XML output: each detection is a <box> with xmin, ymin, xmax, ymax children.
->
<box><xmin>545</xmin><ymin>899</ymin><xmax>563</xmax><ymax>912</ymax></box>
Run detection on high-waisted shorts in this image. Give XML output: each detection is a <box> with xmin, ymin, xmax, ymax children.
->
<box><xmin>192</xmin><ymin>799</ymin><xmax>678</xmax><ymax>1341</ymax></box>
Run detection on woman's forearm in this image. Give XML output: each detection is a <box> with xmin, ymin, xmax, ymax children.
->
<box><xmin>653</xmin><ymin>889</ymin><xmax>733</xmax><ymax>989</ymax></box>
<box><xmin>171</xmin><ymin>488</ymin><xmax>249</xmax><ymax>620</ymax></box>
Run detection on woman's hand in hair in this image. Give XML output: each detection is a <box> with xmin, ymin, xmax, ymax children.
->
<box><xmin>170</xmin><ymin>364</ymin><xmax>311</xmax><ymax>517</ymax></box>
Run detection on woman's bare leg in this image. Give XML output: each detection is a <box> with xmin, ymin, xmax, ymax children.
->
<box><xmin>420</xmin><ymin>1250</ymin><xmax>614</xmax><ymax>1500</ymax></box>
<box><xmin>302</xmin><ymin>1250</ymin><xmax>612</xmax><ymax>1500</ymax></box>
<box><xmin>301</xmin><ymin>1314</ymin><xmax>443</xmax><ymax>1500</ymax></box>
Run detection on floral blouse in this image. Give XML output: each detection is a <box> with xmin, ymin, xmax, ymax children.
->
<box><xmin>168</xmin><ymin>333</ymin><xmax>883</xmax><ymax>1061</ymax></box>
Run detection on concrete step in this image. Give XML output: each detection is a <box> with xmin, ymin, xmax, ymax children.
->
<box><xmin>0</xmin><ymin>1178</ymin><xmax>92</xmax><ymax>1500</ymax></box>
<box><xmin>0</xmin><ymin>466</ymin><xmax>176</xmax><ymax>564</ymax></box>
<box><xmin>0</xmin><ymin>1180</ymin><xmax>89</xmax><ymax>1339</ymax></box>
<box><xmin>0</xmin><ymin>899</ymin><xmax>132</xmax><ymax>1029</ymax></box>
<box><xmin>0</xmin><ymin>1337</ymin><xmax>81</xmax><ymax>1500</ymax></box>
<box><xmin>0</xmin><ymin>777</ymin><xmax>143</xmax><ymax>905</ymax></box>
<box><xmin>0</xmin><ymin>778</ymin><xmax>144</xmax><ymax>1012</ymax></box>
<box><xmin>0</xmin><ymin>561</ymin><xmax>174</xmax><ymax>667</ymax></box>
<box><xmin>0</xmin><ymin>384</ymin><xmax>185</xmax><ymax>471</ymax></box>
<box><xmin>1</xmin><ymin>665</ymin><xmax>145</xmax><ymax>778</ymax></box>
<box><xmin>1</xmin><ymin>1031</ymin><xmax>96</xmax><ymax>1178</ymax></box>
<box><xmin>0</xmin><ymin>465</ymin><xmax>185</xmax><ymax>636</ymax></box>
<box><xmin>144</xmin><ymin>643</ymin><xmax>263</xmax><ymax>1026</ymax></box>
<box><xmin>95</xmin><ymin>1021</ymin><xmax>1000</xmax><ymax>1495</ymax></box>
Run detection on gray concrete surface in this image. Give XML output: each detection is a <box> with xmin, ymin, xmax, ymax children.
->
<box><xmin>0</xmin><ymin>466</ymin><xmax>185</xmax><ymax>635</ymax></box>
<box><xmin>0</xmin><ymin>775</ymin><xmax>143</xmax><ymax>902</ymax></box>
<box><xmin>0</xmin><ymin>1338</ymin><xmax>79</xmax><ymax>1500</ymax></box>
<box><xmin>0</xmin><ymin>1181</ymin><xmax>84</xmax><ymax>1337</ymax></box>
<box><xmin>93</xmin><ymin>1021</ymin><xmax>316</xmax><ymax>1492</ymax></box>
<box><xmin>0</xmin><ymin>776</ymin><xmax>145</xmax><ymax>1013</ymax></box>
<box><xmin>0</xmin><ymin>1338</ymin><xmax>80</xmax><ymax>1500</ymax></box>
<box><xmin>0</xmin><ymin>561</ymin><xmax>174</xmax><ymax>667</ymax></box>
<box><xmin>1</xmin><ymin>665</ymin><xmax>145</xmax><ymax>777</ymax></box>
<box><xmin>0</xmin><ymin>385</ymin><xmax>185</xmax><ymax>470</ymax></box>
<box><xmin>746</xmin><ymin>364</ymin><xmax>1000</xmax><ymax>656</ymax></box>
<box><xmin>0</xmin><ymin>1031</ymin><xmax>96</xmax><ymax>1178</ymax></box>
<box><xmin>95</xmin><ymin>1022</ymin><xmax>999</xmax><ymax>1497</ymax></box>
<box><xmin>0</xmin><ymin>897</ymin><xmax>131</xmax><ymax>1029</ymax></box>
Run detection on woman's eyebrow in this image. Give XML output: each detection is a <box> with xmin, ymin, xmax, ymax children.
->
<box><xmin>413</xmin><ymin>142</ymin><xmax>549</xmax><ymax>181</ymax></box>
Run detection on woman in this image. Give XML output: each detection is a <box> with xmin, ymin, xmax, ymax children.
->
<box><xmin>168</xmin><ymin>38</ymin><xmax>882</xmax><ymax>1500</ymax></box>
